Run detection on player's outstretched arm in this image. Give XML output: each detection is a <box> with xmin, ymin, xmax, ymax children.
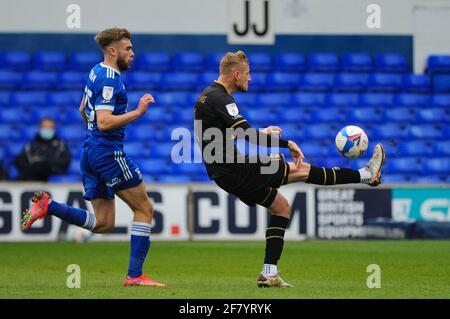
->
<box><xmin>79</xmin><ymin>96</ymin><xmax>87</xmax><ymax>126</ymax></box>
<box><xmin>287</xmin><ymin>140</ymin><xmax>304</xmax><ymax>168</ymax></box>
<box><xmin>97</xmin><ymin>94</ymin><xmax>154</xmax><ymax>131</ymax></box>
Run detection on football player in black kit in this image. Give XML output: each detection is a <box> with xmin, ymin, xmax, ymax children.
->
<box><xmin>194</xmin><ymin>51</ymin><xmax>385</xmax><ymax>287</ymax></box>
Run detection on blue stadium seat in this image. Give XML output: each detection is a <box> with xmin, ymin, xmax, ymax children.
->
<box><xmin>398</xmin><ymin>140</ymin><xmax>433</xmax><ymax>156</ymax></box>
<box><xmin>347</xmin><ymin>107</ymin><xmax>383</xmax><ymax>123</ymax></box>
<box><xmin>431</xmin><ymin>94</ymin><xmax>450</xmax><ymax>107</ymax></box>
<box><xmin>198</xmin><ymin>71</ymin><xmax>218</xmax><ymax>89</ymax></box>
<box><xmin>128</xmin><ymin>124</ymin><xmax>160</xmax><ymax>140</ymax></box>
<box><xmin>412</xmin><ymin>175</ymin><xmax>446</xmax><ymax>184</ymax></box>
<box><xmin>48</xmin><ymin>174</ymin><xmax>81</xmax><ymax>183</ymax></box>
<box><xmin>47</xmin><ymin>91</ymin><xmax>82</xmax><ymax>107</ymax></box>
<box><xmin>0</xmin><ymin>125</ymin><xmax>19</xmax><ymax>141</ymax></box>
<box><xmin>206</xmin><ymin>52</ymin><xmax>225</xmax><ymax>70</ymax></box>
<box><xmin>334</xmin><ymin>73</ymin><xmax>368</xmax><ymax>92</ymax></box>
<box><xmin>32</xmin><ymin>107</ymin><xmax>64</xmax><ymax>123</ymax></box>
<box><xmin>123</xmin><ymin>142</ymin><xmax>152</xmax><ymax>158</ymax></box>
<box><xmin>0</xmin><ymin>70</ymin><xmax>22</xmax><ymax>90</ymax></box>
<box><xmin>274</xmin><ymin>53</ymin><xmax>306</xmax><ymax>72</ymax></box>
<box><xmin>275</xmin><ymin>124</ymin><xmax>303</xmax><ymax>140</ymax></box>
<box><xmin>409</xmin><ymin>125</ymin><xmax>443</xmax><ymax>139</ymax></box>
<box><xmin>126</xmin><ymin>72</ymin><xmax>162</xmax><ymax>90</ymax></box>
<box><xmin>433</xmin><ymin>141</ymin><xmax>450</xmax><ymax>156</ymax></box>
<box><xmin>248</xmin><ymin>72</ymin><xmax>268</xmax><ymax>91</ymax></box>
<box><xmin>367</xmin><ymin>73</ymin><xmax>402</xmax><ymax>92</ymax></box>
<box><xmin>371</xmin><ymin>124</ymin><xmax>409</xmax><ymax>139</ymax></box>
<box><xmin>445</xmin><ymin>127</ymin><xmax>450</xmax><ymax>139</ymax></box>
<box><xmin>426</xmin><ymin>55</ymin><xmax>450</xmax><ymax>75</ymax></box>
<box><xmin>266</xmin><ymin>72</ymin><xmax>301</xmax><ymax>91</ymax></box>
<box><xmin>171</xmin><ymin>108</ymin><xmax>193</xmax><ymax>124</ymax></box>
<box><xmin>311</xmin><ymin>107</ymin><xmax>346</xmax><ymax>123</ymax></box>
<box><xmin>68</xmin><ymin>159</ymin><xmax>80</xmax><ymax>174</ymax></box>
<box><xmin>59</xmin><ymin>125</ymin><xmax>85</xmax><ymax>141</ymax></box>
<box><xmin>20</xmin><ymin>125</ymin><xmax>39</xmax><ymax>141</ymax></box>
<box><xmin>172</xmin><ymin>52</ymin><xmax>205</xmax><ymax>71</ymax></box>
<box><xmin>326</xmin><ymin>93</ymin><xmax>359</xmax><ymax>106</ymax></box>
<box><xmin>0</xmin><ymin>51</ymin><xmax>31</xmax><ymax>70</ymax></box>
<box><xmin>151</xmin><ymin>142</ymin><xmax>176</xmax><ymax>159</ymax></box>
<box><xmin>22</xmin><ymin>71</ymin><xmax>58</xmax><ymax>90</ymax></box>
<box><xmin>140</xmin><ymin>107</ymin><xmax>172</xmax><ymax>123</ymax></box>
<box><xmin>359</xmin><ymin>93</ymin><xmax>394</xmax><ymax>107</ymax></box>
<box><xmin>342</xmin><ymin>53</ymin><xmax>373</xmax><ymax>72</ymax></box>
<box><xmin>0</xmin><ymin>91</ymin><xmax>11</xmax><ymax>106</ymax></box>
<box><xmin>139</xmin><ymin>159</ymin><xmax>170</xmax><ymax>174</ymax></box>
<box><xmin>402</xmin><ymin>74</ymin><xmax>430</xmax><ymax>93</ymax></box>
<box><xmin>161</xmin><ymin>72</ymin><xmax>199</xmax><ymax>90</ymax></box>
<box><xmin>432</xmin><ymin>74</ymin><xmax>450</xmax><ymax>93</ymax></box>
<box><xmin>388</xmin><ymin>157</ymin><xmax>422</xmax><ymax>174</ymax></box>
<box><xmin>33</xmin><ymin>51</ymin><xmax>66</xmax><ymax>71</ymax></box>
<box><xmin>292</xmin><ymin>92</ymin><xmax>326</xmax><ymax>106</ymax></box>
<box><xmin>134</xmin><ymin>52</ymin><xmax>170</xmax><ymax>71</ymax></box>
<box><xmin>233</xmin><ymin>92</ymin><xmax>257</xmax><ymax>107</ymax></box>
<box><xmin>69</xmin><ymin>52</ymin><xmax>101</xmax><ymax>71</ymax></box>
<box><xmin>246</xmin><ymin>53</ymin><xmax>272</xmax><ymax>71</ymax></box>
<box><xmin>173</xmin><ymin>163</ymin><xmax>206</xmax><ymax>175</ymax></box>
<box><xmin>393</xmin><ymin>93</ymin><xmax>430</xmax><ymax>107</ymax></box>
<box><xmin>277</xmin><ymin>108</ymin><xmax>313</xmax><ymax>123</ymax></box>
<box><xmin>383</xmin><ymin>107</ymin><xmax>416</xmax><ymax>122</ymax></box>
<box><xmin>425</xmin><ymin>158</ymin><xmax>450</xmax><ymax>174</ymax></box>
<box><xmin>307</xmin><ymin>53</ymin><xmax>339</xmax><ymax>72</ymax></box>
<box><xmin>300</xmin><ymin>142</ymin><xmax>330</xmax><ymax>157</ymax></box>
<box><xmin>417</xmin><ymin>108</ymin><xmax>449</xmax><ymax>123</ymax></box>
<box><xmin>255</xmin><ymin>93</ymin><xmax>292</xmax><ymax>107</ymax></box>
<box><xmin>303</xmin><ymin>124</ymin><xmax>336</xmax><ymax>139</ymax></box>
<box><xmin>56</xmin><ymin>71</ymin><xmax>86</xmax><ymax>90</ymax></box>
<box><xmin>156</xmin><ymin>91</ymin><xmax>189</xmax><ymax>107</ymax></box>
<box><xmin>0</xmin><ymin>108</ymin><xmax>31</xmax><ymax>123</ymax></box>
<box><xmin>375</xmin><ymin>53</ymin><xmax>408</xmax><ymax>73</ymax></box>
<box><xmin>157</xmin><ymin>175</ymin><xmax>193</xmax><ymax>183</ymax></box>
<box><xmin>243</xmin><ymin>108</ymin><xmax>277</xmax><ymax>126</ymax></box>
<box><xmin>11</xmin><ymin>91</ymin><xmax>47</xmax><ymax>106</ymax></box>
<box><xmin>382</xmin><ymin>174</ymin><xmax>411</xmax><ymax>183</ymax></box>
<box><xmin>299</xmin><ymin>73</ymin><xmax>334</xmax><ymax>92</ymax></box>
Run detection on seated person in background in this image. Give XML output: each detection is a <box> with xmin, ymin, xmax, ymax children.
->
<box><xmin>14</xmin><ymin>117</ymin><xmax>71</xmax><ymax>181</ymax></box>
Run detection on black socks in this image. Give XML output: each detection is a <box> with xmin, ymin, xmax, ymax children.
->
<box><xmin>305</xmin><ymin>165</ymin><xmax>361</xmax><ymax>185</ymax></box>
<box><xmin>264</xmin><ymin>215</ymin><xmax>289</xmax><ymax>265</ymax></box>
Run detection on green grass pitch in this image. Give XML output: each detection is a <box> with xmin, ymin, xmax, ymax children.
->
<box><xmin>1</xmin><ymin>240</ymin><xmax>449</xmax><ymax>299</ymax></box>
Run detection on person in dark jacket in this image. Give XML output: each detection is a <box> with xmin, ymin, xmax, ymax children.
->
<box><xmin>14</xmin><ymin>117</ymin><xmax>71</xmax><ymax>181</ymax></box>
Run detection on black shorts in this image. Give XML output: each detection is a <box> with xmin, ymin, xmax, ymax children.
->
<box><xmin>213</xmin><ymin>154</ymin><xmax>290</xmax><ymax>207</ymax></box>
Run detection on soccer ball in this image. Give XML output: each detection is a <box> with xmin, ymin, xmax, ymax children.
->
<box><xmin>335</xmin><ymin>125</ymin><xmax>369</xmax><ymax>158</ymax></box>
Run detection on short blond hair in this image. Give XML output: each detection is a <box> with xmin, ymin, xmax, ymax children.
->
<box><xmin>95</xmin><ymin>28</ymin><xmax>131</xmax><ymax>51</ymax></box>
<box><xmin>219</xmin><ymin>50</ymin><xmax>249</xmax><ymax>75</ymax></box>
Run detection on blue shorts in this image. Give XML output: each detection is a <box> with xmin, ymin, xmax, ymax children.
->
<box><xmin>80</xmin><ymin>144</ymin><xmax>143</xmax><ymax>201</ymax></box>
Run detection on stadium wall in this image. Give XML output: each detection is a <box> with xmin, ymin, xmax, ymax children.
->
<box><xmin>0</xmin><ymin>182</ymin><xmax>448</xmax><ymax>242</ymax></box>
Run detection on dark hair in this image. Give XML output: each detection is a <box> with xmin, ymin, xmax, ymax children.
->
<box><xmin>95</xmin><ymin>28</ymin><xmax>131</xmax><ymax>50</ymax></box>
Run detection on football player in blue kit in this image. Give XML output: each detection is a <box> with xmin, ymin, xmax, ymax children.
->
<box><xmin>21</xmin><ymin>28</ymin><xmax>165</xmax><ymax>287</ymax></box>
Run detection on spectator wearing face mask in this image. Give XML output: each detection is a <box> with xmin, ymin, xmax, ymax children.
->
<box><xmin>14</xmin><ymin>117</ymin><xmax>72</xmax><ymax>181</ymax></box>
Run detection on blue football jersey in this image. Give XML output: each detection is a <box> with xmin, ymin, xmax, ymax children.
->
<box><xmin>83</xmin><ymin>63</ymin><xmax>128</xmax><ymax>147</ymax></box>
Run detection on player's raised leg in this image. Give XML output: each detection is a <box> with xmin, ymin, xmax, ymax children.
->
<box><xmin>257</xmin><ymin>192</ymin><xmax>293</xmax><ymax>288</ymax></box>
<box><xmin>288</xmin><ymin>143</ymin><xmax>386</xmax><ymax>186</ymax></box>
<box><xmin>117</xmin><ymin>182</ymin><xmax>165</xmax><ymax>287</ymax></box>
<box><xmin>21</xmin><ymin>192</ymin><xmax>98</xmax><ymax>232</ymax></box>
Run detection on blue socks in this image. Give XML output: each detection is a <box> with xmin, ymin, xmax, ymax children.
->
<box><xmin>128</xmin><ymin>222</ymin><xmax>152</xmax><ymax>278</ymax></box>
<box><xmin>48</xmin><ymin>200</ymin><xmax>96</xmax><ymax>230</ymax></box>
